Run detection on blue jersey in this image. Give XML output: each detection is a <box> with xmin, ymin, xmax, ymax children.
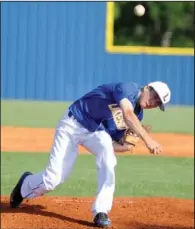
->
<box><xmin>69</xmin><ymin>83</ymin><xmax>143</xmax><ymax>135</ymax></box>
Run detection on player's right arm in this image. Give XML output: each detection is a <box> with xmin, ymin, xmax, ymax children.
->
<box><xmin>119</xmin><ymin>98</ymin><xmax>162</xmax><ymax>155</ymax></box>
<box><xmin>112</xmin><ymin>83</ymin><xmax>162</xmax><ymax>154</ymax></box>
<box><xmin>120</xmin><ymin>98</ymin><xmax>150</xmax><ymax>141</ymax></box>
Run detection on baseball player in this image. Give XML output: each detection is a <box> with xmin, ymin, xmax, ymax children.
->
<box><xmin>10</xmin><ymin>81</ymin><xmax>171</xmax><ymax>227</ymax></box>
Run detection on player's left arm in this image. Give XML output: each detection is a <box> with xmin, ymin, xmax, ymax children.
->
<box><xmin>113</xmin><ymin>141</ymin><xmax>134</xmax><ymax>153</ymax></box>
<box><xmin>112</xmin><ymin>124</ymin><xmax>151</xmax><ymax>153</ymax></box>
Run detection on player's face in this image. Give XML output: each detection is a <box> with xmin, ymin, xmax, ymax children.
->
<box><xmin>139</xmin><ymin>87</ymin><xmax>162</xmax><ymax>109</ymax></box>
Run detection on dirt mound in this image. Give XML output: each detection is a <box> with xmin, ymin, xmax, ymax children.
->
<box><xmin>1</xmin><ymin>126</ymin><xmax>194</xmax><ymax>157</ymax></box>
<box><xmin>1</xmin><ymin>196</ymin><xmax>194</xmax><ymax>229</ymax></box>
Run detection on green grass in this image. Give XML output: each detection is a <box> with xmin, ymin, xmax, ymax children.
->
<box><xmin>1</xmin><ymin>100</ymin><xmax>194</xmax><ymax>134</ymax></box>
<box><xmin>143</xmin><ymin>106</ymin><xmax>194</xmax><ymax>134</ymax></box>
<box><xmin>1</xmin><ymin>152</ymin><xmax>194</xmax><ymax>199</ymax></box>
<box><xmin>1</xmin><ymin>100</ymin><xmax>70</xmax><ymax>128</ymax></box>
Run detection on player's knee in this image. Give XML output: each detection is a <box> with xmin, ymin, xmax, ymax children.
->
<box><xmin>98</xmin><ymin>138</ymin><xmax>114</xmax><ymax>157</ymax></box>
<box><xmin>98</xmin><ymin>132</ymin><xmax>113</xmax><ymax>146</ymax></box>
<box><xmin>96</xmin><ymin>151</ymin><xmax>117</xmax><ymax>169</ymax></box>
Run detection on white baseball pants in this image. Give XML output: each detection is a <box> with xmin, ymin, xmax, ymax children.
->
<box><xmin>21</xmin><ymin>110</ymin><xmax>117</xmax><ymax>216</ymax></box>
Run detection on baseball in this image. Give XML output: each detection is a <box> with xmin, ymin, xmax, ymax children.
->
<box><xmin>134</xmin><ymin>4</ymin><xmax>145</xmax><ymax>17</ymax></box>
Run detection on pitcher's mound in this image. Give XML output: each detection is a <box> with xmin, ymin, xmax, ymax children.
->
<box><xmin>1</xmin><ymin>196</ymin><xmax>194</xmax><ymax>229</ymax></box>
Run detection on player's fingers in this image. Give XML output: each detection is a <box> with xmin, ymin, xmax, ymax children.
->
<box><xmin>153</xmin><ymin>148</ymin><xmax>158</xmax><ymax>155</ymax></box>
<box><xmin>150</xmin><ymin>148</ymin><xmax>155</xmax><ymax>154</ymax></box>
<box><xmin>151</xmin><ymin>146</ymin><xmax>161</xmax><ymax>155</ymax></box>
<box><xmin>156</xmin><ymin>145</ymin><xmax>162</xmax><ymax>154</ymax></box>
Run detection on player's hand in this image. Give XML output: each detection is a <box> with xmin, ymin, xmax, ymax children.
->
<box><xmin>125</xmin><ymin>143</ymin><xmax>134</xmax><ymax>152</ymax></box>
<box><xmin>145</xmin><ymin>138</ymin><xmax>162</xmax><ymax>155</ymax></box>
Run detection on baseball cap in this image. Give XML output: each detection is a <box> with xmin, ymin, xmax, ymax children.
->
<box><xmin>148</xmin><ymin>81</ymin><xmax>171</xmax><ymax>111</ymax></box>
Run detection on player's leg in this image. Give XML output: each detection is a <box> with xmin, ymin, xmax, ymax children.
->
<box><xmin>82</xmin><ymin>131</ymin><xmax>117</xmax><ymax>226</ymax></box>
<box><xmin>10</xmin><ymin>115</ymin><xmax>78</xmax><ymax>207</ymax></box>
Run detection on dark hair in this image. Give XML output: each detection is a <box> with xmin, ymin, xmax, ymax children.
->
<box><xmin>148</xmin><ymin>86</ymin><xmax>154</xmax><ymax>91</ymax></box>
<box><xmin>141</xmin><ymin>86</ymin><xmax>153</xmax><ymax>92</ymax></box>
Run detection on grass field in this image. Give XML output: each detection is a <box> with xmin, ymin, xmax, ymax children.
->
<box><xmin>1</xmin><ymin>100</ymin><xmax>194</xmax><ymax>204</ymax></box>
<box><xmin>1</xmin><ymin>100</ymin><xmax>194</xmax><ymax>134</ymax></box>
<box><xmin>1</xmin><ymin>153</ymin><xmax>194</xmax><ymax>199</ymax></box>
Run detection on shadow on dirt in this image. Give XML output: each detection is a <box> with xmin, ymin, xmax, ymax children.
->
<box><xmin>1</xmin><ymin>201</ymin><xmax>95</xmax><ymax>228</ymax></box>
<box><xmin>1</xmin><ymin>201</ymin><xmax>193</xmax><ymax>229</ymax></box>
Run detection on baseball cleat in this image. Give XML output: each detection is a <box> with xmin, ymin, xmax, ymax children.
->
<box><xmin>93</xmin><ymin>212</ymin><xmax>111</xmax><ymax>227</ymax></box>
<box><xmin>10</xmin><ymin>171</ymin><xmax>32</xmax><ymax>208</ymax></box>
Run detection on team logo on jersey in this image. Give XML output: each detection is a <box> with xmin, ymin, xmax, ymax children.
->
<box><xmin>108</xmin><ymin>104</ymin><xmax>128</xmax><ymax>130</ymax></box>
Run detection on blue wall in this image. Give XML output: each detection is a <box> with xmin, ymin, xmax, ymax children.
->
<box><xmin>2</xmin><ymin>2</ymin><xmax>194</xmax><ymax>105</ymax></box>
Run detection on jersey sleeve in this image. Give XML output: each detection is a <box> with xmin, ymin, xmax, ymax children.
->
<box><xmin>113</xmin><ymin>83</ymin><xmax>139</xmax><ymax>106</ymax></box>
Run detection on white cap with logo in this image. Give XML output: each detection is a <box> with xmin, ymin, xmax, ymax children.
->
<box><xmin>148</xmin><ymin>81</ymin><xmax>171</xmax><ymax>111</ymax></box>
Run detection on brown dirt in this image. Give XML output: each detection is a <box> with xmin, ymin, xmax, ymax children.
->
<box><xmin>1</xmin><ymin>126</ymin><xmax>194</xmax><ymax>157</ymax></box>
<box><xmin>1</xmin><ymin>196</ymin><xmax>194</xmax><ymax>229</ymax></box>
<box><xmin>1</xmin><ymin>127</ymin><xmax>194</xmax><ymax>228</ymax></box>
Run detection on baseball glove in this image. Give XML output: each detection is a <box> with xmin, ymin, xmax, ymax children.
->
<box><xmin>119</xmin><ymin>125</ymin><xmax>152</xmax><ymax>147</ymax></box>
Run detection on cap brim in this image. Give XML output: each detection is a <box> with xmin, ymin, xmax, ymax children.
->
<box><xmin>159</xmin><ymin>103</ymin><xmax>165</xmax><ymax>111</ymax></box>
